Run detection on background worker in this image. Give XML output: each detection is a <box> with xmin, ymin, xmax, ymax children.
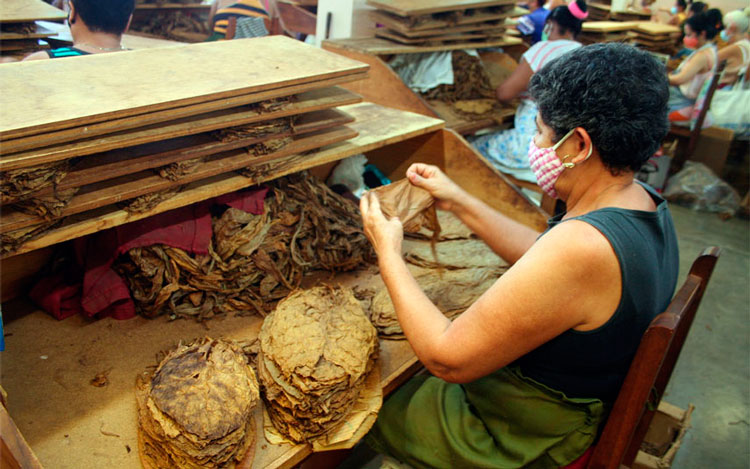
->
<box><xmin>471</xmin><ymin>0</ymin><xmax>586</xmax><ymax>182</ymax></box>
<box><xmin>516</xmin><ymin>0</ymin><xmax>550</xmax><ymax>45</ymax></box>
<box><xmin>207</xmin><ymin>0</ymin><xmax>269</xmax><ymax>40</ymax></box>
<box><xmin>25</xmin><ymin>0</ymin><xmax>135</xmax><ymax>60</ymax></box>
<box><xmin>717</xmin><ymin>8</ymin><xmax>750</xmax><ymax>86</ymax></box>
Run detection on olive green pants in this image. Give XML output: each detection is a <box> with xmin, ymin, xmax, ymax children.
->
<box><xmin>367</xmin><ymin>367</ymin><xmax>604</xmax><ymax>468</ymax></box>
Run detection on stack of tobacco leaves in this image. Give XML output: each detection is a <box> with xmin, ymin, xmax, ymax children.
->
<box><xmin>130</xmin><ymin>11</ymin><xmax>208</xmax><ymax>42</ymax></box>
<box><xmin>422</xmin><ymin>51</ymin><xmax>495</xmax><ymax>102</ymax></box>
<box><xmin>258</xmin><ymin>285</ymin><xmax>378</xmax><ymax>443</ymax></box>
<box><xmin>113</xmin><ymin>173</ymin><xmax>375</xmax><ymax>320</ymax></box>
<box><xmin>136</xmin><ymin>338</ymin><xmax>260</xmax><ymax>469</ymax></box>
<box><xmin>369</xmin><ymin>266</ymin><xmax>509</xmax><ymax>338</ymax></box>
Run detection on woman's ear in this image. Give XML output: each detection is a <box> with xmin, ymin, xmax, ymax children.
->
<box><xmin>68</xmin><ymin>0</ymin><xmax>76</xmax><ymax>25</ymax></box>
<box><xmin>571</xmin><ymin>127</ymin><xmax>593</xmax><ymax>164</ymax></box>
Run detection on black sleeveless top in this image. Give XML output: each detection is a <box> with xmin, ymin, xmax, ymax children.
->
<box><xmin>515</xmin><ymin>182</ymin><xmax>680</xmax><ymax>404</ymax></box>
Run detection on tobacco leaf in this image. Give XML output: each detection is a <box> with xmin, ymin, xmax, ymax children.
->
<box><xmin>113</xmin><ymin>172</ymin><xmax>374</xmax><ymax>320</ymax></box>
<box><xmin>121</xmin><ymin>186</ymin><xmax>183</xmax><ymax>214</ymax></box>
<box><xmin>370</xmin><ymin>265</ymin><xmax>509</xmax><ymax>338</ymax></box>
<box><xmin>0</xmin><ymin>160</ymin><xmax>70</xmax><ymax>204</ymax></box>
<box><xmin>136</xmin><ymin>338</ymin><xmax>259</xmax><ymax>469</ymax></box>
<box><xmin>369</xmin><ymin>178</ymin><xmax>440</xmax><ymax>235</ymax></box>
<box><xmin>12</xmin><ymin>187</ymin><xmax>79</xmax><ymax>219</ymax></box>
<box><xmin>158</xmin><ymin>157</ymin><xmax>203</xmax><ymax>181</ymax></box>
<box><xmin>0</xmin><ymin>220</ymin><xmax>61</xmax><ymax>256</ymax></box>
<box><xmin>258</xmin><ymin>286</ymin><xmax>378</xmax><ymax>443</ymax></box>
<box><xmin>422</xmin><ymin>50</ymin><xmax>495</xmax><ymax>102</ymax></box>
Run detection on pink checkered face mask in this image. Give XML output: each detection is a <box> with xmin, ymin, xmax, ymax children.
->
<box><xmin>528</xmin><ymin>128</ymin><xmax>591</xmax><ymax>199</ymax></box>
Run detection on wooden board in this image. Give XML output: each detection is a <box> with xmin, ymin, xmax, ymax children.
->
<box><xmin>0</xmin><ymin>87</ymin><xmax>362</xmax><ymax>171</ymax></box>
<box><xmin>0</xmin><ymin>39</ymin><xmax>46</xmax><ymax>51</ymax></box>
<box><xmin>0</xmin><ymin>72</ymin><xmax>366</xmax><ymax>155</ymax></box>
<box><xmin>427</xmin><ymin>99</ymin><xmax>514</xmax><ymax>135</ymax></box>
<box><xmin>2</xmin><ymin>109</ymin><xmax>355</xmax><ymax>205</ymax></box>
<box><xmin>4</xmin><ymin>103</ymin><xmax>444</xmax><ymax>258</ymax></box>
<box><xmin>0</xmin><ymin>23</ymin><xmax>55</xmax><ymax>39</ymax></box>
<box><xmin>0</xmin><ymin>36</ymin><xmax>368</xmax><ymax>140</ymax></box>
<box><xmin>0</xmin><ymin>126</ymin><xmax>358</xmax><ymax>234</ymax></box>
<box><xmin>631</xmin><ymin>21</ymin><xmax>680</xmax><ymax>36</ymax></box>
<box><xmin>368</xmin><ymin>6</ymin><xmax>519</xmax><ymax>33</ymax></box>
<box><xmin>0</xmin><ymin>0</ymin><xmax>66</xmax><ymax>23</ymax></box>
<box><xmin>370</xmin><ymin>16</ymin><xmax>509</xmax><ymax>37</ymax></box>
<box><xmin>324</xmin><ymin>35</ymin><xmax>522</xmax><ymax>55</ymax></box>
<box><xmin>582</xmin><ymin>21</ymin><xmax>635</xmax><ymax>33</ymax></box>
<box><xmin>367</xmin><ymin>0</ymin><xmax>515</xmax><ymax>17</ymax></box>
<box><xmin>376</xmin><ymin>27</ymin><xmax>506</xmax><ymax>44</ymax></box>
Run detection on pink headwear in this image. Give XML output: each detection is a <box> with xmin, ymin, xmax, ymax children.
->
<box><xmin>568</xmin><ymin>1</ymin><xmax>589</xmax><ymax>19</ymax></box>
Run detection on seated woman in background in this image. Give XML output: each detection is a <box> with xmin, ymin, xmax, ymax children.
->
<box><xmin>718</xmin><ymin>8</ymin><xmax>750</xmax><ymax>87</ymax></box>
<box><xmin>668</xmin><ymin>9</ymin><xmax>723</xmax><ymax>122</ymax></box>
<box><xmin>471</xmin><ymin>0</ymin><xmax>586</xmax><ymax>183</ymax></box>
<box><xmin>207</xmin><ymin>0</ymin><xmax>269</xmax><ymax>40</ymax></box>
<box><xmin>665</xmin><ymin>0</ymin><xmax>688</xmax><ymax>26</ymax></box>
<box><xmin>360</xmin><ymin>43</ymin><xmax>678</xmax><ymax>468</ymax></box>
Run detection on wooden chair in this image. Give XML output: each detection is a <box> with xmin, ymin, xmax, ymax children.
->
<box><xmin>668</xmin><ymin>61</ymin><xmax>726</xmax><ymax>172</ymax></box>
<box><xmin>266</xmin><ymin>0</ymin><xmax>316</xmax><ymax>39</ymax></box>
<box><xmin>584</xmin><ymin>246</ymin><xmax>721</xmax><ymax>469</ymax></box>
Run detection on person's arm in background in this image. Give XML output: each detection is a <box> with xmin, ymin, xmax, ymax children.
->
<box><xmin>496</xmin><ymin>59</ymin><xmax>533</xmax><ymax>103</ymax></box>
<box><xmin>668</xmin><ymin>51</ymin><xmax>708</xmax><ymax>85</ymax></box>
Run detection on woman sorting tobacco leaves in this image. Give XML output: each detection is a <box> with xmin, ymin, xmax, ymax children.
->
<box><xmin>359</xmin><ymin>43</ymin><xmax>680</xmax><ymax>468</ymax></box>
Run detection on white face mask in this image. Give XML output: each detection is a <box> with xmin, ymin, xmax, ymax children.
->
<box><xmin>527</xmin><ymin>128</ymin><xmax>592</xmax><ymax>199</ymax></box>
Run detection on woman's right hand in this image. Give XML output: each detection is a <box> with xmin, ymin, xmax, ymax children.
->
<box><xmin>406</xmin><ymin>163</ymin><xmax>465</xmax><ymax>212</ymax></box>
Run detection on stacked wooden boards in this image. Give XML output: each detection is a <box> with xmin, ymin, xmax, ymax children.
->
<box><xmin>579</xmin><ymin>21</ymin><xmax>634</xmax><ymax>45</ymax></box>
<box><xmin>587</xmin><ymin>2</ymin><xmax>612</xmax><ymax>21</ymax></box>
<box><xmin>0</xmin><ymin>36</ymin><xmax>371</xmax><ymax>258</ymax></box>
<box><xmin>610</xmin><ymin>8</ymin><xmax>652</xmax><ymax>22</ymax></box>
<box><xmin>367</xmin><ymin>0</ymin><xmax>519</xmax><ymax>47</ymax></box>
<box><xmin>628</xmin><ymin>22</ymin><xmax>680</xmax><ymax>52</ymax></box>
<box><xmin>0</xmin><ymin>0</ymin><xmax>66</xmax><ymax>57</ymax></box>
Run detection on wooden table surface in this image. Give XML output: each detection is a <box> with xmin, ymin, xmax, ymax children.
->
<box><xmin>0</xmin><ymin>0</ymin><xmax>66</xmax><ymax>23</ymax></box>
<box><xmin>366</xmin><ymin>0</ymin><xmax>515</xmax><ymax>17</ymax></box>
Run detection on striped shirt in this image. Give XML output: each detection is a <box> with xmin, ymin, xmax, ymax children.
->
<box><xmin>213</xmin><ymin>0</ymin><xmax>268</xmax><ymax>35</ymax></box>
<box><xmin>522</xmin><ymin>39</ymin><xmax>581</xmax><ymax>73</ymax></box>
<box><xmin>46</xmin><ymin>47</ymin><xmax>91</xmax><ymax>58</ymax></box>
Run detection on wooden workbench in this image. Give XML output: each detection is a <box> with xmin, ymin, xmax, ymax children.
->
<box><xmin>0</xmin><ymin>0</ymin><xmax>66</xmax><ymax>23</ymax></box>
<box><xmin>322</xmin><ymin>36</ymin><xmax>525</xmax><ymax>136</ymax></box>
<box><xmin>1</xmin><ymin>109</ymin><xmax>548</xmax><ymax>468</ymax></box>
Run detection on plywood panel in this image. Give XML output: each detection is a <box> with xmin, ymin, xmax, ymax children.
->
<box><xmin>367</xmin><ymin>0</ymin><xmax>514</xmax><ymax>17</ymax></box>
<box><xmin>2</xmin><ymin>109</ymin><xmax>354</xmax><ymax>205</ymax></box>
<box><xmin>0</xmin><ymin>87</ymin><xmax>362</xmax><ymax>171</ymax></box>
<box><xmin>582</xmin><ymin>21</ymin><xmax>636</xmax><ymax>32</ymax></box>
<box><xmin>5</xmin><ymin>103</ymin><xmax>444</xmax><ymax>258</ymax></box>
<box><xmin>0</xmin><ymin>36</ymin><xmax>368</xmax><ymax>139</ymax></box>
<box><xmin>0</xmin><ymin>126</ymin><xmax>357</xmax><ymax>234</ymax></box>
<box><xmin>0</xmin><ymin>0</ymin><xmax>66</xmax><ymax>23</ymax></box>
<box><xmin>369</xmin><ymin>7</ymin><xmax>517</xmax><ymax>34</ymax></box>
<box><xmin>0</xmin><ymin>23</ymin><xmax>55</xmax><ymax>40</ymax></box>
<box><xmin>0</xmin><ymin>73</ymin><xmax>366</xmax><ymax>154</ymax></box>
<box><xmin>323</xmin><ymin>35</ymin><xmax>522</xmax><ymax>55</ymax></box>
<box><xmin>375</xmin><ymin>28</ymin><xmax>507</xmax><ymax>44</ymax></box>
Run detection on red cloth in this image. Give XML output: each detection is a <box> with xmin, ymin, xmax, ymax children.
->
<box><xmin>30</xmin><ymin>187</ymin><xmax>268</xmax><ymax>320</ymax></box>
<box><xmin>562</xmin><ymin>446</ymin><xmax>593</xmax><ymax>468</ymax></box>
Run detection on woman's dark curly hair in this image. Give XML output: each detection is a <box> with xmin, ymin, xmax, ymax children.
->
<box><xmin>528</xmin><ymin>43</ymin><xmax>669</xmax><ymax>174</ymax></box>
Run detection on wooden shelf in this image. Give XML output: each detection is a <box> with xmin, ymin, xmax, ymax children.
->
<box><xmin>3</xmin><ymin>103</ymin><xmax>444</xmax><ymax>259</ymax></box>
<box><xmin>0</xmin><ymin>0</ymin><xmax>66</xmax><ymax>23</ymax></box>
<box><xmin>324</xmin><ymin>35</ymin><xmax>521</xmax><ymax>55</ymax></box>
<box><xmin>133</xmin><ymin>2</ymin><xmax>212</xmax><ymax>10</ymax></box>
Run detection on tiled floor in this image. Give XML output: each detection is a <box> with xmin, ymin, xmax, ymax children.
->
<box><xmin>338</xmin><ymin>204</ymin><xmax>750</xmax><ymax>469</ymax></box>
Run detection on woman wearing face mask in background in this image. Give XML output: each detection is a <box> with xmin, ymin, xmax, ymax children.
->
<box><xmin>470</xmin><ymin>0</ymin><xmax>586</xmax><ymax>183</ymax></box>
<box><xmin>663</xmin><ymin>0</ymin><xmax>687</xmax><ymax>26</ymax></box>
<box><xmin>360</xmin><ymin>43</ymin><xmax>678</xmax><ymax>468</ymax></box>
<box><xmin>667</xmin><ymin>8</ymin><xmax>723</xmax><ymax>122</ymax></box>
<box><xmin>717</xmin><ymin>8</ymin><xmax>750</xmax><ymax>87</ymax></box>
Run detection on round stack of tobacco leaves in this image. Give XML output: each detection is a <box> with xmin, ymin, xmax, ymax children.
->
<box><xmin>258</xmin><ymin>285</ymin><xmax>378</xmax><ymax>443</ymax></box>
<box><xmin>136</xmin><ymin>338</ymin><xmax>259</xmax><ymax>469</ymax></box>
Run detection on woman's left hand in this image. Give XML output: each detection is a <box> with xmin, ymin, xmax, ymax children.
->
<box><xmin>360</xmin><ymin>191</ymin><xmax>403</xmax><ymax>257</ymax></box>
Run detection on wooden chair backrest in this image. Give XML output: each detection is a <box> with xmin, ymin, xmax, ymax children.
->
<box><xmin>685</xmin><ymin>60</ymin><xmax>726</xmax><ymax>159</ymax></box>
<box><xmin>587</xmin><ymin>246</ymin><xmax>721</xmax><ymax>469</ymax></box>
<box><xmin>267</xmin><ymin>0</ymin><xmax>316</xmax><ymax>37</ymax></box>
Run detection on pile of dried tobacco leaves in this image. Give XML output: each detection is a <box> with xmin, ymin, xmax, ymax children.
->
<box><xmin>113</xmin><ymin>173</ymin><xmax>375</xmax><ymax>320</ymax></box>
<box><xmin>258</xmin><ymin>285</ymin><xmax>378</xmax><ymax>443</ymax></box>
<box><xmin>136</xmin><ymin>338</ymin><xmax>260</xmax><ymax>468</ymax></box>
